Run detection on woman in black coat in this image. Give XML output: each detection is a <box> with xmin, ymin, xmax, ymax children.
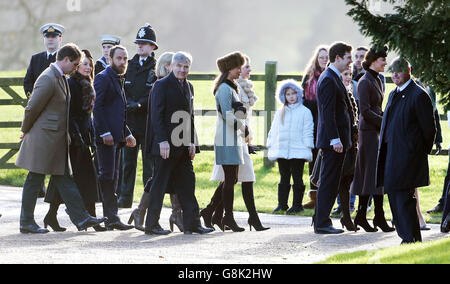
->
<box><xmin>44</xmin><ymin>50</ymin><xmax>103</xmax><ymax>231</ymax></box>
<box><xmin>351</xmin><ymin>47</ymin><xmax>394</xmax><ymax>233</ymax></box>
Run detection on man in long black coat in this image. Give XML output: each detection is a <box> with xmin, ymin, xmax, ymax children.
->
<box><xmin>314</xmin><ymin>42</ymin><xmax>353</xmax><ymax>234</ymax></box>
<box><xmin>143</xmin><ymin>52</ymin><xmax>212</xmax><ymax>235</ymax></box>
<box><xmin>376</xmin><ymin>57</ymin><xmax>436</xmax><ymax>244</ymax></box>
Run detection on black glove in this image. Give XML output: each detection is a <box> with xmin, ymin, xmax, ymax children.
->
<box><xmin>232</xmin><ymin>101</ymin><xmax>247</xmax><ymax>120</ymax></box>
<box><xmin>248</xmin><ymin>145</ymin><xmax>260</xmax><ymax>154</ymax></box>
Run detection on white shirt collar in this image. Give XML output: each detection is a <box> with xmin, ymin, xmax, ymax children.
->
<box><xmin>47</xmin><ymin>51</ymin><xmax>57</xmax><ymax>57</ymax></box>
<box><xmin>397</xmin><ymin>78</ymin><xmax>412</xmax><ymax>93</ymax></box>
<box><xmin>52</xmin><ymin>63</ymin><xmax>64</xmax><ymax>77</ymax></box>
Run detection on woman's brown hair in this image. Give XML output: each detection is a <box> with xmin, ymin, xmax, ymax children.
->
<box><xmin>80</xmin><ymin>49</ymin><xmax>95</xmax><ymax>81</ymax></box>
<box><xmin>304</xmin><ymin>45</ymin><xmax>328</xmax><ymax>84</ymax></box>
<box><xmin>362</xmin><ymin>46</ymin><xmax>388</xmax><ymax>71</ymax></box>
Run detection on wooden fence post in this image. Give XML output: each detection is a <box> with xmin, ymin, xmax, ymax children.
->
<box><xmin>264</xmin><ymin>61</ymin><xmax>277</xmax><ymax>168</ymax></box>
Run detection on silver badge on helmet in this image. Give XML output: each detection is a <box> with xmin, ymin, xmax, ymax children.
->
<box><xmin>138</xmin><ymin>28</ymin><xmax>146</xmax><ymax>38</ymax></box>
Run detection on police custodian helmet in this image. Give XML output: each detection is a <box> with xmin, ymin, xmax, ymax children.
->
<box><xmin>134</xmin><ymin>23</ymin><xmax>158</xmax><ymax>50</ymax></box>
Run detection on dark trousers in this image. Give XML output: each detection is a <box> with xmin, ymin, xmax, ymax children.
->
<box><xmin>20</xmin><ymin>163</ymin><xmax>89</xmax><ymax>227</ymax></box>
<box><xmin>120</xmin><ymin>132</ymin><xmax>153</xmax><ymax>202</ymax></box>
<box><xmin>145</xmin><ymin>155</ymin><xmax>199</xmax><ymax>231</ymax></box>
<box><xmin>277</xmin><ymin>158</ymin><xmax>306</xmax><ymax>186</ymax></box>
<box><xmin>443</xmin><ymin>183</ymin><xmax>450</xmax><ymax>223</ymax></box>
<box><xmin>314</xmin><ymin>149</ymin><xmax>346</xmax><ymax>228</ymax></box>
<box><xmin>387</xmin><ymin>188</ymin><xmax>422</xmax><ymax>243</ymax></box>
<box><xmin>439</xmin><ymin>152</ymin><xmax>450</xmax><ymax>206</ymax></box>
<box><xmin>308</xmin><ymin>148</ymin><xmax>319</xmax><ymax>190</ymax></box>
<box><xmin>96</xmin><ymin>143</ymin><xmax>122</xmax><ymax>224</ymax></box>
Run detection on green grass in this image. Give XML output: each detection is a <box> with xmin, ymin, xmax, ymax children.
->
<box><xmin>0</xmin><ymin>70</ymin><xmax>447</xmax><ymax>224</ymax></box>
<box><xmin>317</xmin><ymin>237</ymin><xmax>450</xmax><ymax>264</ymax></box>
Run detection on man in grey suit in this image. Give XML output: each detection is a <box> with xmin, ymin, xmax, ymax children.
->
<box><xmin>16</xmin><ymin>43</ymin><xmax>106</xmax><ymax>234</ymax></box>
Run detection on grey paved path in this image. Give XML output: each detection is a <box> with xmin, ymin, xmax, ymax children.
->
<box><xmin>0</xmin><ymin>185</ymin><xmax>447</xmax><ymax>264</ymax></box>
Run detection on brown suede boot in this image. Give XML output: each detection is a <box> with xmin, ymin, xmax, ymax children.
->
<box><xmin>169</xmin><ymin>194</ymin><xmax>184</xmax><ymax>232</ymax></box>
<box><xmin>303</xmin><ymin>190</ymin><xmax>317</xmax><ymax>209</ymax></box>
<box><xmin>128</xmin><ymin>191</ymin><xmax>150</xmax><ymax>231</ymax></box>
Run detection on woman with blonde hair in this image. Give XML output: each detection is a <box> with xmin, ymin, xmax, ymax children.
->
<box><xmin>302</xmin><ymin>45</ymin><xmax>329</xmax><ymax>210</ymax></box>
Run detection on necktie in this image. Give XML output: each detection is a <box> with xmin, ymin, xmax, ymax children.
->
<box><xmin>48</xmin><ymin>53</ymin><xmax>56</xmax><ymax>62</ymax></box>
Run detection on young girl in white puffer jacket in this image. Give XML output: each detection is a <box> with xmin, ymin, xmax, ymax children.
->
<box><xmin>267</xmin><ymin>79</ymin><xmax>314</xmax><ymax>214</ymax></box>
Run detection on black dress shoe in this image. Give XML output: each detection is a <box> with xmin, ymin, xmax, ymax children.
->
<box><xmin>77</xmin><ymin>217</ymin><xmax>107</xmax><ymax>231</ymax></box>
<box><xmin>441</xmin><ymin>216</ymin><xmax>450</xmax><ymax>233</ymax></box>
<box><xmin>185</xmin><ymin>226</ymin><xmax>214</xmax><ymax>235</ymax></box>
<box><xmin>20</xmin><ymin>224</ymin><xmax>49</xmax><ymax>234</ymax></box>
<box><xmin>427</xmin><ymin>204</ymin><xmax>443</xmax><ymax>214</ymax></box>
<box><xmin>106</xmin><ymin>221</ymin><xmax>134</xmax><ymax>231</ymax></box>
<box><xmin>314</xmin><ymin>226</ymin><xmax>345</xmax><ymax>234</ymax></box>
<box><xmin>145</xmin><ymin>225</ymin><xmax>171</xmax><ymax>235</ymax></box>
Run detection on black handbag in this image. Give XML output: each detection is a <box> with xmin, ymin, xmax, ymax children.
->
<box><xmin>310</xmin><ymin>149</ymin><xmax>322</xmax><ymax>187</ymax></box>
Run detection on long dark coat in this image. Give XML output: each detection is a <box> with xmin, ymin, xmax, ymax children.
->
<box><xmin>352</xmin><ymin>70</ymin><xmax>384</xmax><ymax>196</ymax></box>
<box><xmin>145</xmin><ymin>71</ymin><xmax>199</xmax><ymax>159</ymax></box>
<box><xmin>124</xmin><ymin>54</ymin><xmax>157</xmax><ymax>137</ymax></box>
<box><xmin>45</xmin><ymin>73</ymin><xmax>101</xmax><ymax>204</ymax></box>
<box><xmin>376</xmin><ymin>80</ymin><xmax>436</xmax><ymax>192</ymax></box>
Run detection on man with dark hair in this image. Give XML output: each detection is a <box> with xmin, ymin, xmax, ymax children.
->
<box><xmin>118</xmin><ymin>24</ymin><xmax>158</xmax><ymax>208</ymax></box>
<box><xmin>313</xmin><ymin>41</ymin><xmax>353</xmax><ymax>234</ymax></box>
<box><xmin>16</xmin><ymin>43</ymin><xmax>107</xmax><ymax>234</ymax></box>
<box><xmin>352</xmin><ymin>46</ymin><xmax>368</xmax><ymax>80</ymax></box>
<box><xmin>93</xmin><ymin>45</ymin><xmax>137</xmax><ymax>231</ymax></box>
<box><xmin>377</xmin><ymin>57</ymin><xmax>436</xmax><ymax>244</ymax></box>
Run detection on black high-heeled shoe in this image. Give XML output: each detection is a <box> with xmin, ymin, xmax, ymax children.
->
<box><xmin>373</xmin><ymin>216</ymin><xmax>395</xmax><ymax>232</ymax></box>
<box><xmin>200</xmin><ymin>208</ymin><xmax>213</xmax><ymax>229</ymax></box>
<box><xmin>221</xmin><ymin>215</ymin><xmax>245</xmax><ymax>232</ymax></box>
<box><xmin>354</xmin><ymin>211</ymin><xmax>377</xmax><ymax>232</ymax></box>
<box><xmin>340</xmin><ymin>217</ymin><xmax>358</xmax><ymax>232</ymax></box>
<box><xmin>248</xmin><ymin>216</ymin><xmax>270</xmax><ymax>231</ymax></box>
<box><xmin>169</xmin><ymin>216</ymin><xmax>184</xmax><ymax>232</ymax></box>
<box><xmin>43</xmin><ymin>214</ymin><xmax>66</xmax><ymax>232</ymax></box>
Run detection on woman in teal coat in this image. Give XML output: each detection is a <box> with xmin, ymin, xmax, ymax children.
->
<box><xmin>206</xmin><ymin>51</ymin><xmax>247</xmax><ymax>232</ymax></box>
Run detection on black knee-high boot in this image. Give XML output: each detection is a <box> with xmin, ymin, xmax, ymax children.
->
<box><xmin>354</xmin><ymin>195</ymin><xmax>377</xmax><ymax>232</ymax></box>
<box><xmin>242</xmin><ymin>182</ymin><xmax>269</xmax><ymax>231</ymax></box>
<box><xmin>44</xmin><ymin>203</ymin><xmax>66</xmax><ymax>232</ymax></box>
<box><xmin>373</xmin><ymin>195</ymin><xmax>395</xmax><ymax>232</ymax></box>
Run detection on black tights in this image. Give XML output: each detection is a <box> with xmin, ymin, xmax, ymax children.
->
<box><xmin>221</xmin><ymin>165</ymin><xmax>239</xmax><ymax>216</ymax></box>
<box><xmin>358</xmin><ymin>194</ymin><xmax>385</xmax><ymax>216</ymax></box>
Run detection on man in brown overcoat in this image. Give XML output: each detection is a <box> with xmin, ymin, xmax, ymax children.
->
<box><xmin>16</xmin><ymin>43</ymin><xmax>106</xmax><ymax>234</ymax></box>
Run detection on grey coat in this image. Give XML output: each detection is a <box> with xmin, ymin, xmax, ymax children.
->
<box><xmin>16</xmin><ymin>64</ymin><xmax>72</xmax><ymax>175</ymax></box>
<box><xmin>214</xmin><ymin>82</ymin><xmax>245</xmax><ymax>165</ymax></box>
